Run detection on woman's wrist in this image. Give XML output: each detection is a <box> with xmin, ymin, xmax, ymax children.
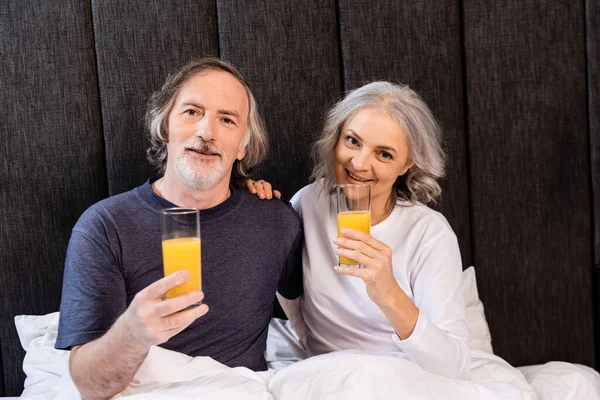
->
<box><xmin>376</xmin><ymin>284</ymin><xmax>419</xmax><ymax>340</ymax></box>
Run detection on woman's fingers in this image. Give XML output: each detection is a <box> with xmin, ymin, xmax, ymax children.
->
<box><xmin>333</xmin><ymin>237</ymin><xmax>379</xmax><ymax>258</ymax></box>
<box><xmin>260</xmin><ymin>181</ymin><xmax>273</xmax><ymax>199</ymax></box>
<box><xmin>334</xmin><ymin>265</ymin><xmax>371</xmax><ymax>279</ymax></box>
<box><xmin>246</xmin><ymin>179</ymin><xmax>282</xmax><ymax>200</ymax></box>
<box><xmin>338</xmin><ymin>229</ymin><xmax>388</xmax><ymax>251</ymax></box>
<box><xmin>246</xmin><ymin>179</ymin><xmax>258</xmax><ymax>193</ymax></box>
<box><xmin>334</xmin><ymin>247</ymin><xmax>375</xmax><ymax>268</ymax></box>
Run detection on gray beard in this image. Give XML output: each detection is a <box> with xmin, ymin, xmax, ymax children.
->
<box><xmin>174</xmin><ymin>152</ymin><xmax>226</xmax><ymax>191</ymax></box>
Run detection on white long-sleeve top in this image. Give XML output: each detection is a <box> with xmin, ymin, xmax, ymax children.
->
<box><xmin>289</xmin><ymin>180</ymin><xmax>470</xmax><ymax>379</ymax></box>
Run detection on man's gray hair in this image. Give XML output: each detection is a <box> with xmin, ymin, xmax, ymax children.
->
<box><xmin>312</xmin><ymin>81</ymin><xmax>445</xmax><ymax>206</ymax></box>
<box><xmin>145</xmin><ymin>57</ymin><xmax>268</xmax><ymax>187</ymax></box>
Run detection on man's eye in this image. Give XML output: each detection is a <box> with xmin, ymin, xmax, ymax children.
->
<box><xmin>185</xmin><ymin>109</ymin><xmax>198</xmax><ymax>116</ymax></box>
<box><xmin>223</xmin><ymin>117</ymin><xmax>235</xmax><ymax>125</ymax></box>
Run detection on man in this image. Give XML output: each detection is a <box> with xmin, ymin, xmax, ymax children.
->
<box><xmin>56</xmin><ymin>58</ymin><xmax>303</xmax><ymax>399</ymax></box>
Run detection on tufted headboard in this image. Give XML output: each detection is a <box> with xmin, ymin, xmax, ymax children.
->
<box><xmin>1</xmin><ymin>0</ymin><xmax>598</xmax><ymax>396</ymax></box>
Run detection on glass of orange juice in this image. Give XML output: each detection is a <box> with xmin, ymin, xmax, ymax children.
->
<box><xmin>160</xmin><ymin>208</ymin><xmax>202</xmax><ymax>306</ymax></box>
<box><xmin>335</xmin><ymin>183</ymin><xmax>371</xmax><ymax>268</ymax></box>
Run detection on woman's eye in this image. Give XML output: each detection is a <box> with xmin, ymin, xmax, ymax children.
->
<box><xmin>379</xmin><ymin>151</ymin><xmax>393</xmax><ymax>160</ymax></box>
<box><xmin>346</xmin><ymin>136</ymin><xmax>359</xmax><ymax>146</ymax></box>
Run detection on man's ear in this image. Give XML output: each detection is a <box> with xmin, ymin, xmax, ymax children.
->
<box><xmin>236</xmin><ymin>146</ymin><xmax>247</xmax><ymax>161</ymax></box>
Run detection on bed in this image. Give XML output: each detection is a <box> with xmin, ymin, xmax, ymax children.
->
<box><xmin>9</xmin><ymin>268</ymin><xmax>600</xmax><ymax>399</ymax></box>
<box><xmin>2</xmin><ymin>0</ymin><xmax>599</xmax><ymax>398</ymax></box>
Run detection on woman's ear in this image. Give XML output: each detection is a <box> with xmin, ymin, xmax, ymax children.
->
<box><xmin>399</xmin><ymin>161</ymin><xmax>414</xmax><ymax>176</ymax></box>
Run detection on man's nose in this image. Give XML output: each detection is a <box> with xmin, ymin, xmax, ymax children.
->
<box><xmin>195</xmin><ymin>118</ymin><xmax>215</xmax><ymax>141</ymax></box>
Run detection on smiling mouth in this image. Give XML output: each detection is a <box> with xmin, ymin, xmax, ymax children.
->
<box><xmin>187</xmin><ymin>148</ymin><xmax>221</xmax><ymax>157</ymax></box>
<box><xmin>346</xmin><ymin>169</ymin><xmax>372</xmax><ymax>182</ymax></box>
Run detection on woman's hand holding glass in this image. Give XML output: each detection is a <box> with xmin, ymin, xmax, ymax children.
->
<box><xmin>334</xmin><ymin>228</ymin><xmax>419</xmax><ymax>339</ymax></box>
<box><xmin>333</xmin><ymin>228</ymin><xmax>401</xmax><ymax>307</ymax></box>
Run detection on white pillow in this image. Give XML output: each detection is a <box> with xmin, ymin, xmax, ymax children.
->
<box><xmin>14</xmin><ymin>312</ymin><xmax>70</xmax><ymax>398</ymax></box>
<box><xmin>462</xmin><ymin>266</ymin><xmax>494</xmax><ymax>354</ymax></box>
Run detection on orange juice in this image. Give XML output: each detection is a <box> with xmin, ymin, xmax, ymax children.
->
<box><xmin>337</xmin><ymin>210</ymin><xmax>371</xmax><ymax>264</ymax></box>
<box><xmin>162</xmin><ymin>237</ymin><xmax>202</xmax><ymax>299</ymax></box>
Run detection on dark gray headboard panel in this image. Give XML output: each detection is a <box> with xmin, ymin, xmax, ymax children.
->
<box><xmin>587</xmin><ymin>0</ymin><xmax>600</xmax><ymax>367</ymax></box>
<box><xmin>1</xmin><ymin>0</ymin><xmax>599</xmax><ymax>396</ymax></box>
<box><xmin>217</xmin><ymin>0</ymin><xmax>342</xmax><ymax>198</ymax></box>
<box><xmin>338</xmin><ymin>0</ymin><xmax>472</xmax><ymax>270</ymax></box>
<box><xmin>463</xmin><ymin>0</ymin><xmax>594</xmax><ymax>366</ymax></box>
<box><xmin>0</xmin><ymin>0</ymin><xmax>107</xmax><ymax>395</ymax></box>
<box><xmin>92</xmin><ymin>0</ymin><xmax>220</xmax><ymax>195</ymax></box>
<box><xmin>587</xmin><ymin>0</ymin><xmax>600</xmax><ymax>266</ymax></box>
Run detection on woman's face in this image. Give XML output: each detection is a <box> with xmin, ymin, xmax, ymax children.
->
<box><xmin>334</xmin><ymin>107</ymin><xmax>414</xmax><ymax>213</ymax></box>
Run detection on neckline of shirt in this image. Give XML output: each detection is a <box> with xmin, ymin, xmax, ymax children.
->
<box><xmin>138</xmin><ymin>178</ymin><xmax>242</xmax><ymax>222</ymax></box>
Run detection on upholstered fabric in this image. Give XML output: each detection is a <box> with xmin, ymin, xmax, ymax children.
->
<box><xmin>1</xmin><ymin>0</ymin><xmax>598</xmax><ymax>396</ymax></box>
<box><xmin>463</xmin><ymin>0</ymin><xmax>593</xmax><ymax>367</ymax></box>
<box><xmin>588</xmin><ymin>0</ymin><xmax>600</xmax><ymax>264</ymax></box>
<box><xmin>0</xmin><ymin>0</ymin><xmax>107</xmax><ymax>395</ymax></box>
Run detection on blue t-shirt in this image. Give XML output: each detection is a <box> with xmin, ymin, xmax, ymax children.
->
<box><xmin>56</xmin><ymin>180</ymin><xmax>303</xmax><ymax>371</ymax></box>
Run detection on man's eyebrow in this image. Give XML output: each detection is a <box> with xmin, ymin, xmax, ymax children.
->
<box><xmin>218</xmin><ymin>109</ymin><xmax>240</xmax><ymax>119</ymax></box>
<box><xmin>348</xmin><ymin>129</ymin><xmax>398</xmax><ymax>154</ymax></box>
<box><xmin>181</xmin><ymin>101</ymin><xmax>204</xmax><ymax>108</ymax></box>
<box><xmin>179</xmin><ymin>102</ymin><xmax>240</xmax><ymax>119</ymax></box>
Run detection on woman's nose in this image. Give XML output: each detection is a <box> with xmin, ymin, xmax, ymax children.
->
<box><xmin>351</xmin><ymin>150</ymin><xmax>369</xmax><ymax>170</ymax></box>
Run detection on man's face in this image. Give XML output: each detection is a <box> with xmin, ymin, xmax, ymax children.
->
<box><xmin>165</xmin><ymin>70</ymin><xmax>249</xmax><ymax>191</ymax></box>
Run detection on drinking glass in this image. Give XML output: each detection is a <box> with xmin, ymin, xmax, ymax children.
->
<box><xmin>335</xmin><ymin>184</ymin><xmax>371</xmax><ymax>268</ymax></box>
<box><xmin>160</xmin><ymin>208</ymin><xmax>202</xmax><ymax>305</ymax></box>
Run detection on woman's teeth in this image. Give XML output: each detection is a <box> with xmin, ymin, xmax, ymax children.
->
<box><xmin>347</xmin><ymin>170</ymin><xmax>370</xmax><ymax>182</ymax></box>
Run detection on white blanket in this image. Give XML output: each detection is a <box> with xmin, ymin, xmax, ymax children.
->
<box><xmin>28</xmin><ymin>349</ymin><xmax>535</xmax><ymax>400</ymax></box>
<box><xmin>17</xmin><ymin>317</ymin><xmax>600</xmax><ymax>400</ymax></box>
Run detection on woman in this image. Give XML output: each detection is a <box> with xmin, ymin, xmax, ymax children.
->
<box><xmin>249</xmin><ymin>82</ymin><xmax>470</xmax><ymax>379</ymax></box>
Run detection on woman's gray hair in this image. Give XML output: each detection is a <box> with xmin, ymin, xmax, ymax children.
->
<box><xmin>312</xmin><ymin>81</ymin><xmax>445</xmax><ymax>206</ymax></box>
<box><xmin>145</xmin><ymin>57</ymin><xmax>268</xmax><ymax>187</ymax></box>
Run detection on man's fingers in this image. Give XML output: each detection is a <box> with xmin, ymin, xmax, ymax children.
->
<box><xmin>161</xmin><ymin>303</ymin><xmax>209</xmax><ymax>331</ymax></box>
<box><xmin>274</xmin><ymin>190</ymin><xmax>282</xmax><ymax>199</ymax></box>
<box><xmin>154</xmin><ymin>290</ymin><xmax>205</xmax><ymax>317</ymax></box>
<box><xmin>141</xmin><ymin>271</ymin><xmax>190</xmax><ymax>301</ymax></box>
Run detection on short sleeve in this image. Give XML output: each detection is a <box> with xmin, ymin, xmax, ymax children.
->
<box><xmin>277</xmin><ymin>223</ymin><xmax>304</xmax><ymax>300</ymax></box>
<box><xmin>55</xmin><ymin>212</ymin><xmax>127</xmax><ymax>350</ymax></box>
<box><xmin>289</xmin><ymin>186</ymin><xmax>308</xmax><ymax>214</ymax></box>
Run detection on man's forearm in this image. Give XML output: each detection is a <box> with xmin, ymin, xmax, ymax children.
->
<box><xmin>69</xmin><ymin>315</ymin><xmax>149</xmax><ymax>400</ymax></box>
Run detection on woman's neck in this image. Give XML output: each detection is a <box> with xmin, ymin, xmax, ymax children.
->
<box><xmin>370</xmin><ymin>194</ymin><xmax>394</xmax><ymax>226</ymax></box>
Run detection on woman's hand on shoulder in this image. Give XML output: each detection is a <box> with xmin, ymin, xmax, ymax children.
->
<box><xmin>246</xmin><ymin>179</ymin><xmax>281</xmax><ymax>200</ymax></box>
<box><xmin>333</xmin><ymin>229</ymin><xmax>400</xmax><ymax>307</ymax></box>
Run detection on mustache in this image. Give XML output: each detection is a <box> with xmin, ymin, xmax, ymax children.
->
<box><xmin>183</xmin><ymin>140</ymin><xmax>223</xmax><ymax>156</ymax></box>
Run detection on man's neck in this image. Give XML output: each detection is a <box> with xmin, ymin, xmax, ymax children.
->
<box><xmin>153</xmin><ymin>174</ymin><xmax>232</xmax><ymax>210</ymax></box>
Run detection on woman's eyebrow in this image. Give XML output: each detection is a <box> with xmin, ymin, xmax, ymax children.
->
<box><xmin>348</xmin><ymin>129</ymin><xmax>398</xmax><ymax>154</ymax></box>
